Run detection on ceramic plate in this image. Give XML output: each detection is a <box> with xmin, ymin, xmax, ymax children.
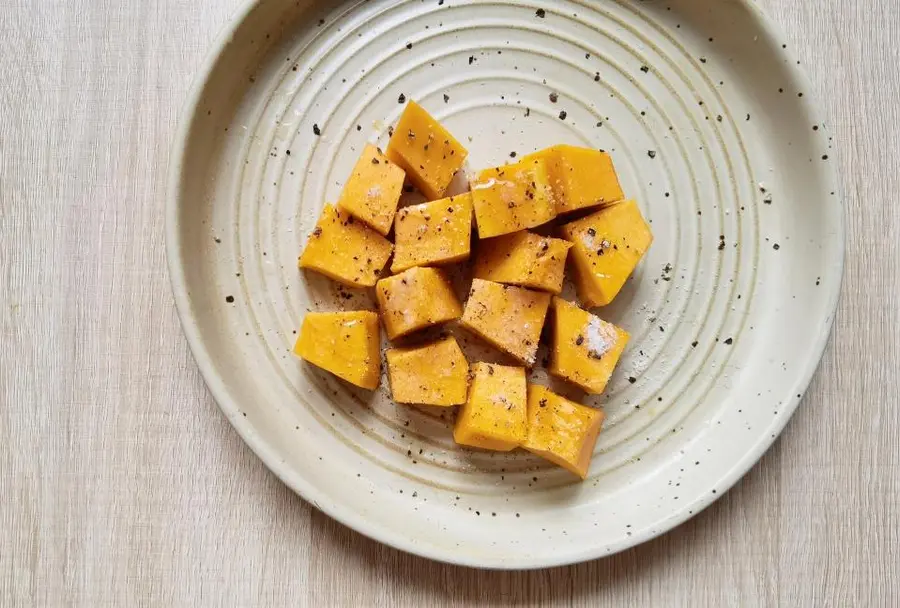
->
<box><xmin>167</xmin><ymin>0</ymin><xmax>842</xmax><ymax>568</ymax></box>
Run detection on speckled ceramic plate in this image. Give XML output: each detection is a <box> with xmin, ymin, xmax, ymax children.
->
<box><xmin>167</xmin><ymin>0</ymin><xmax>842</xmax><ymax>568</ymax></box>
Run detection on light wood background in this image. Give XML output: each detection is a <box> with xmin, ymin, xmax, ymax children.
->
<box><xmin>1</xmin><ymin>0</ymin><xmax>897</xmax><ymax>605</ymax></box>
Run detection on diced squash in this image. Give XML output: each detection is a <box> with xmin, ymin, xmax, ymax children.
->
<box><xmin>523</xmin><ymin>145</ymin><xmax>624</xmax><ymax>214</ymax></box>
<box><xmin>453</xmin><ymin>362</ymin><xmax>527</xmax><ymax>451</ymax></box>
<box><xmin>473</xmin><ymin>231</ymin><xmax>573</xmax><ymax>294</ymax></box>
<box><xmin>294</xmin><ymin>311</ymin><xmax>381</xmax><ymax>389</ymax></box>
<box><xmin>375</xmin><ymin>267</ymin><xmax>462</xmax><ymax>340</ymax></box>
<box><xmin>336</xmin><ymin>144</ymin><xmax>405</xmax><ymax>235</ymax></box>
<box><xmin>559</xmin><ymin>200</ymin><xmax>653</xmax><ymax>307</ymax></box>
<box><xmin>460</xmin><ymin>279</ymin><xmax>551</xmax><ymax>366</ymax></box>
<box><xmin>386</xmin><ymin>336</ymin><xmax>469</xmax><ymax>406</ymax></box>
<box><xmin>391</xmin><ymin>193</ymin><xmax>473</xmax><ymax>274</ymax></box>
<box><xmin>549</xmin><ymin>297</ymin><xmax>629</xmax><ymax>395</ymax></box>
<box><xmin>524</xmin><ymin>384</ymin><xmax>604</xmax><ymax>478</ymax></box>
<box><xmin>298</xmin><ymin>204</ymin><xmax>393</xmax><ymax>288</ymax></box>
<box><xmin>470</xmin><ymin>157</ymin><xmax>557</xmax><ymax>238</ymax></box>
<box><xmin>386</xmin><ymin>101</ymin><xmax>468</xmax><ymax>200</ymax></box>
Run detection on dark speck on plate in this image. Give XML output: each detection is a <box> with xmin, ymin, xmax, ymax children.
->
<box><xmin>535</xmin><ymin>8</ymin><xmax>546</xmax><ymax>18</ymax></box>
<box><xmin>558</xmin><ymin>110</ymin><xmax>567</xmax><ymax>120</ymax></box>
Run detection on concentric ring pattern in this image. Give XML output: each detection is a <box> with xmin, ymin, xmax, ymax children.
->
<box><xmin>170</xmin><ymin>0</ymin><xmax>842</xmax><ymax>567</ymax></box>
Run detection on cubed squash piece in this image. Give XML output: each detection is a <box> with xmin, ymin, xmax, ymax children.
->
<box><xmin>559</xmin><ymin>200</ymin><xmax>653</xmax><ymax>307</ymax></box>
<box><xmin>470</xmin><ymin>157</ymin><xmax>557</xmax><ymax>238</ymax></box>
<box><xmin>524</xmin><ymin>384</ymin><xmax>604</xmax><ymax>479</ymax></box>
<box><xmin>453</xmin><ymin>363</ymin><xmax>527</xmax><ymax>451</ymax></box>
<box><xmin>299</xmin><ymin>204</ymin><xmax>393</xmax><ymax>288</ymax></box>
<box><xmin>375</xmin><ymin>267</ymin><xmax>462</xmax><ymax>340</ymax></box>
<box><xmin>523</xmin><ymin>145</ymin><xmax>624</xmax><ymax>214</ymax></box>
<box><xmin>473</xmin><ymin>231</ymin><xmax>573</xmax><ymax>294</ymax></box>
<box><xmin>386</xmin><ymin>101</ymin><xmax>468</xmax><ymax>200</ymax></box>
<box><xmin>460</xmin><ymin>279</ymin><xmax>551</xmax><ymax>366</ymax></box>
<box><xmin>294</xmin><ymin>311</ymin><xmax>381</xmax><ymax>389</ymax></box>
<box><xmin>549</xmin><ymin>297</ymin><xmax>629</xmax><ymax>395</ymax></box>
<box><xmin>336</xmin><ymin>144</ymin><xmax>405</xmax><ymax>235</ymax></box>
<box><xmin>391</xmin><ymin>193</ymin><xmax>473</xmax><ymax>273</ymax></box>
<box><xmin>386</xmin><ymin>336</ymin><xmax>469</xmax><ymax>406</ymax></box>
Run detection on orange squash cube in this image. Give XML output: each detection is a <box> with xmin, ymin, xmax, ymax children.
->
<box><xmin>294</xmin><ymin>311</ymin><xmax>381</xmax><ymax>389</ymax></box>
<box><xmin>375</xmin><ymin>267</ymin><xmax>462</xmax><ymax>340</ymax></box>
<box><xmin>523</xmin><ymin>145</ymin><xmax>624</xmax><ymax>214</ymax></box>
<box><xmin>453</xmin><ymin>362</ymin><xmax>527</xmax><ymax>451</ymax></box>
<box><xmin>473</xmin><ymin>231</ymin><xmax>573</xmax><ymax>294</ymax></box>
<box><xmin>336</xmin><ymin>144</ymin><xmax>406</xmax><ymax>235</ymax></box>
<box><xmin>460</xmin><ymin>279</ymin><xmax>551</xmax><ymax>366</ymax></box>
<box><xmin>298</xmin><ymin>204</ymin><xmax>393</xmax><ymax>288</ymax></box>
<box><xmin>524</xmin><ymin>384</ymin><xmax>604</xmax><ymax>478</ymax></box>
<box><xmin>391</xmin><ymin>193</ymin><xmax>473</xmax><ymax>274</ymax></box>
<box><xmin>386</xmin><ymin>101</ymin><xmax>468</xmax><ymax>200</ymax></box>
<box><xmin>559</xmin><ymin>200</ymin><xmax>653</xmax><ymax>307</ymax></box>
<box><xmin>470</xmin><ymin>157</ymin><xmax>557</xmax><ymax>239</ymax></box>
<box><xmin>549</xmin><ymin>297</ymin><xmax>629</xmax><ymax>395</ymax></box>
<box><xmin>386</xmin><ymin>336</ymin><xmax>469</xmax><ymax>406</ymax></box>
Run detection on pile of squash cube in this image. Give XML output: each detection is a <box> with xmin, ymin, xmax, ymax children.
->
<box><xmin>295</xmin><ymin>101</ymin><xmax>652</xmax><ymax>479</ymax></box>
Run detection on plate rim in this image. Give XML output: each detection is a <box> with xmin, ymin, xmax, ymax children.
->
<box><xmin>165</xmin><ymin>0</ymin><xmax>845</xmax><ymax>569</ymax></box>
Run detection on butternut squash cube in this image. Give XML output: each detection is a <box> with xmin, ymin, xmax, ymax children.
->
<box><xmin>336</xmin><ymin>144</ymin><xmax>405</xmax><ymax>235</ymax></box>
<box><xmin>473</xmin><ymin>231</ymin><xmax>573</xmax><ymax>294</ymax></box>
<box><xmin>453</xmin><ymin>363</ymin><xmax>527</xmax><ymax>451</ymax></box>
<box><xmin>559</xmin><ymin>200</ymin><xmax>653</xmax><ymax>307</ymax></box>
<box><xmin>549</xmin><ymin>297</ymin><xmax>629</xmax><ymax>395</ymax></box>
<box><xmin>375</xmin><ymin>267</ymin><xmax>462</xmax><ymax>340</ymax></box>
<box><xmin>386</xmin><ymin>336</ymin><xmax>469</xmax><ymax>406</ymax></box>
<box><xmin>523</xmin><ymin>145</ymin><xmax>624</xmax><ymax>214</ymax></box>
<box><xmin>460</xmin><ymin>279</ymin><xmax>551</xmax><ymax>366</ymax></box>
<box><xmin>299</xmin><ymin>204</ymin><xmax>393</xmax><ymax>288</ymax></box>
<box><xmin>524</xmin><ymin>384</ymin><xmax>604</xmax><ymax>479</ymax></box>
<box><xmin>391</xmin><ymin>193</ymin><xmax>473</xmax><ymax>274</ymax></box>
<box><xmin>386</xmin><ymin>101</ymin><xmax>468</xmax><ymax>200</ymax></box>
<box><xmin>294</xmin><ymin>311</ymin><xmax>381</xmax><ymax>390</ymax></box>
<box><xmin>470</xmin><ymin>158</ymin><xmax>557</xmax><ymax>238</ymax></box>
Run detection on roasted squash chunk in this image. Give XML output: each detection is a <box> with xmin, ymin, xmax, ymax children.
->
<box><xmin>386</xmin><ymin>101</ymin><xmax>468</xmax><ymax>200</ymax></box>
<box><xmin>470</xmin><ymin>157</ymin><xmax>557</xmax><ymax>238</ymax></box>
<box><xmin>386</xmin><ymin>336</ymin><xmax>469</xmax><ymax>406</ymax></box>
<box><xmin>375</xmin><ymin>267</ymin><xmax>462</xmax><ymax>340</ymax></box>
<box><xmin>549</xmin><ymin>297</ymin><xmax>629</xmax><ymax>395</ymax></box>
<box><xmin>523</xmin><ymin>145</ymin><xmax>624</xmax><ymax>214</ymax></box>
<box><xmin>559</xmin><ymin>200</ymin><xmax>653</xmax><ymax>307</ymax></box>
<box><xmin>336</xmin><ymin>143</ymin><xmax>406</xmax><ymax>235</ymax></box>
<box><xmin>460</xmin><ymin>279</ymin><xmax>551</xmax><ymax>366</ymax></box>
<box><xmin>524</xmin><ymin>384</ymin><xmax>604</xmax><ymax>478</ymax></box>
<box><xmin>298</xmin><ymin>204</ymin><xmax>393</xmax><ymax>288</ymax></box>
<box><xmin>453</xmin><ymin>362</ymin><xmax>527</xmax><ymax>451</ymax></box>
<box><xmin>473</xmin><ymin>231</ymin><xmax>572</xmax><ymax>294</ymax></box>
<box><xmin>294</xmin><ymin>311</ymin><xmax>381</xmax><ymax>389</ymax></box>
<box><xmin>391</xmin><ymin>193</ymin><xmax>473</xmax><ymax>274</ymax></box>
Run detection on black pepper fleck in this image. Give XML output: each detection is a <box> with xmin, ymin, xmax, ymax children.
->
<box><xmin>535</xmin><ymin>8</ymin><xmax>546</xmax><ymax>18</ymax></box>
<box><xmin>225</xmin><ymin>295</ymin><xmax>234</xmax><ymax>303</ymax></box>
<box><xmin>312</xmin><ymin>123</ymin><xmax>321</xmax><ymax>136</ymax></box>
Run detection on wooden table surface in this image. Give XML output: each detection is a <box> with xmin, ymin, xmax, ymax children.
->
<box><xmin>1</xmin><ymin>0</ymin><xmax>898</xmax><ymax>605</ymax></box>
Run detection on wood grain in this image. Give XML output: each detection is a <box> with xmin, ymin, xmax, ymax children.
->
<box><xmin>1</xmin><ymin>0</ymin><xmax>897</xmax><ymax>605</ymax></box>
